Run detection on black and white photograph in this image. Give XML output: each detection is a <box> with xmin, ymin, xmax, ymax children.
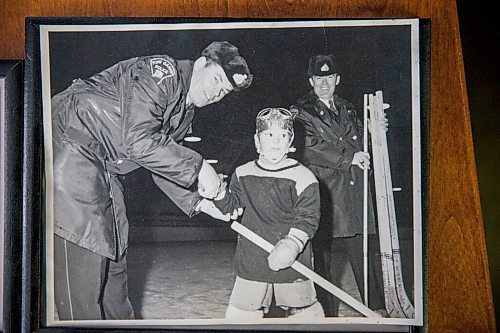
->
<box><xmin>35</xmin><ymin>18</ymin><xmax>425</xmax><ymax>330</ymax></box>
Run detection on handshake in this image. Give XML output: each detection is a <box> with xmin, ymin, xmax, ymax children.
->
<box><xmin>195</xmin><ymin>159</ymin><xmax>241</xmax><ymax>222</ymax></box>
<box><xmin>197</xmin><ymin>160</ymin><xmax>227</xmax><ymax>199</ymax></box>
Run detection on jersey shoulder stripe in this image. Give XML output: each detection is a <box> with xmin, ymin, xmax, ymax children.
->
<box><xmin>235</xmin><ymin>160</ymin><xmax>317</xmax><ymax>195</ymax></box>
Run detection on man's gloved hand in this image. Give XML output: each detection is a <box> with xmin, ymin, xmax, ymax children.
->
<box><xmin>198</xmin><ymin>160</ymin><xmax>221</xmax><ymax>199</ymax></box>
<box><xmin>352</xmin><ymin>151</ymin><xmax>370</xmax><ymax>170</ymax></box>
<box><xmin>196</xmin><ymin>199</ymin><xmax>244</xmax><ymax>222</ymax></box>
<box><xmin>367</xmin><ymin>114</ymin><xmax>389</xmax><ymax>133</ymax></box>
<box><xmin>267</xmin><ymin>236</ymin><xmax>302</xmax><ymax>271</ymax></box>
<box><xmin>196</xmin><ymin>198</ymin><xmax>230</xmax><ymax>221</ymax></box>
<box><xmin>213</xmin><ymin>174</ymin><xmax>228</xmax><ymax>200</ymax></box>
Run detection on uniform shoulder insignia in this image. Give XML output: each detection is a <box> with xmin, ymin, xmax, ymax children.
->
<box><xmin>149</xmin><ymin>57</ymin><xmax>176</xmax><ymax>84</ymax></box>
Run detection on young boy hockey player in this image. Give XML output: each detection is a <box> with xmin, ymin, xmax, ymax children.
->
<box><xmin>213</xmin><ymin>107</ymin><xmax>325</xmax><ymax>320</ymax></box>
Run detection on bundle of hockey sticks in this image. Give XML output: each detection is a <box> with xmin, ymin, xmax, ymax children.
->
<box><xmin>363</xmin><ymin>90</ymin><xmax>414</xmax><ymax>318</ymax></box>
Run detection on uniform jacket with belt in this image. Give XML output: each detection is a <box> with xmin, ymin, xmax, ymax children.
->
<box><xmin>51</xmin><ymin>55</ymin><xmax>203</xmax><ymax>259</ymax></box>
<box><xmin>291</xmin><ymin>91</ymin><xmax>375</xmax><ymax>239</ymax></box>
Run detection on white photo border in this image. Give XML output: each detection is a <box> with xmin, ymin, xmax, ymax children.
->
<box><xmin>40</xmin><ymin>18</ymin><xmax>424</xmax><ymax>330</ymax></box>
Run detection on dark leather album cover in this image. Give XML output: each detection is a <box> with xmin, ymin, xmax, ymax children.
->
<box><xmin>0</xmin><ymin>59</ymin><xmax>24</xmax><ymax>333</ymax></box>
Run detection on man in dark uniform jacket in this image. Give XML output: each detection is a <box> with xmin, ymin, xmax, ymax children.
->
<box><xmin>290</xmin><ymin>55</ymin><xmax>386</xmax><ymax>317</ymax></box>
<box><xmin>51</xmin><ymin>41</ymin><xmax>252</xmax><ymax>320</ymax></box>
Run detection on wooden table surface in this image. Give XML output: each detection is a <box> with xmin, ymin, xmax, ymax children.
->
<box><xmin>0</xmin><ymin>1</ymin><xmax>495</xmax><ymax>332</ymax></box>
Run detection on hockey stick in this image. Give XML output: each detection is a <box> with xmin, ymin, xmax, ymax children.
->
<box><xmin>368</xmin><ymin>92</ymin><xmax>405</xmax><ymax>318</ymax></box>
<box><xmin>230</xmin><ymin>221</ymin><xmax>382</xmax><ymax>318</ymax></box>
<box><xmin>373</xmin><ymin>91</ymin><xmax>415</xmax><ymax>318</ymax></box>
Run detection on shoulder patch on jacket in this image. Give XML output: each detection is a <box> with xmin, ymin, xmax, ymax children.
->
<box><xmin>149</xmin><ymin>57</ymin><xmax>176</xmax><ymax>84</ymax></box>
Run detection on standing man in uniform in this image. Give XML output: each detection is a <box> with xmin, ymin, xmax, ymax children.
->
<box><xmin>291</xmin><ymin>54</ymin><xmax>387</xmax><ymax>317</ymax></box>
<box><xmin>51</xmin><ymin>41</ymin><xmax>253</xmax><ymax>320</ymax></box>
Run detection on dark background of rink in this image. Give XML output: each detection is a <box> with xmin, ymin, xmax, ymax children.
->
<box><xmin>48</xmin><ymin>21</ymin><xmax>417</xmax><ymax>231</ymax></box>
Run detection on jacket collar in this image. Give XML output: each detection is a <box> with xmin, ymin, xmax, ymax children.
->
<box><xmin>298</xmin><ymin>91</ymin><xmax>355</xmax><ymax>114</ymax></box>
<box><xmin>176</xmin><ymin>59</ymin><xmax>194</xmax><ymax>95</ymax></box>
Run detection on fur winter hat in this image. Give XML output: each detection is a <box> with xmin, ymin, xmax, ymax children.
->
<box><xmin>307</xmin><ymin>54</ymin><xmax>337</xmax><ymax>77</ymax></box>
<box><xmin>202</xmin><ymin>41</ymin><xmax>253</xmax><ymax>91</ymax></box>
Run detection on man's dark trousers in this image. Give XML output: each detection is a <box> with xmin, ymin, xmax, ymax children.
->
<box><xmin>54</xmin><ymin>234</ymin><xmax>135</xmax><ymax>320</ymax></box>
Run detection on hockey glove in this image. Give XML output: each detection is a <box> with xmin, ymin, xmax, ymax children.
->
<box><xmin>267</xmin><ymin>229</ymin><xmax>309</xmax><ymax>271</ymax></box>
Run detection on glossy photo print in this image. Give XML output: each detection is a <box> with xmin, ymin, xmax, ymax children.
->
<box><xmin>34</xmin><ymin>18</ymin><xmax>426</xmax><ymax>331</ymax></box>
